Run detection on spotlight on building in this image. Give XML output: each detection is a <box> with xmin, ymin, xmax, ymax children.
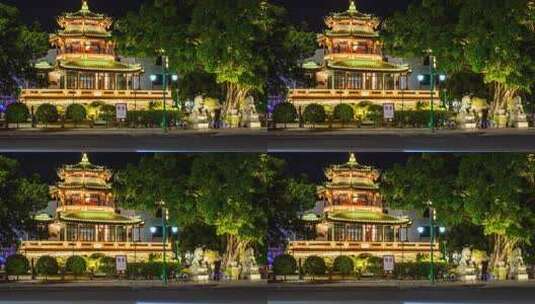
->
<box><xmin>417</xmin><ymin>226</ymin><xmax>425</xmax><ymax>234</ymax></box>
<box><xmin>150</xmin><ymin>74</ymin><xmax>158</xmax><ymax>82</ymax></box>
<box><xmin>150</xmin><ymin>226</ymin><xmax>157</xmax><ymax>234</ymax></box>
<box><xmin>417</xmin><ymin>74</ymin><xmax>425</xmax><ymax>82</ymax></box>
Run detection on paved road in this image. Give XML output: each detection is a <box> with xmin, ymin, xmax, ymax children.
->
<box><xmin>1</xmin><ymin>285</ymin><xmax>535</xmax><ymax>303</ymax></box>
<box><xmin>1</xmin><ymin>128</ymin><xmax>535</xmax><ymax>152</ymax></box>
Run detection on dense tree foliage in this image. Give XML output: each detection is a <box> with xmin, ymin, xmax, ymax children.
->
<box><xmin>383</xmin><ymin>0</ymin><xmax>535</xmax><ymax>118</ymax></box>
<box><xmin>116</xmin><ymin>0</ymin><xmax>315</xmax><ymax>120</ymax></box>
<box><xmin>114</xmin><ymin>154</ymin><xmax>315</xmax><ymax>270</ymax></box>
<box><xmin>0</xmin><ymin>156</ymin><xmax>49</xmax><ymax>246</ymax></box>
<box><xmin>0</xmin><ymin>3</ymin><xmax>48</xmax><ymax>97</ymax></box>
<box><xmin>382</xmin><ymin>154</ymin><xmax>535</xmax><ymax>270</ymax></box>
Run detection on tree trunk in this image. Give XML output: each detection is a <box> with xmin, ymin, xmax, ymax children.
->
<box><xmin>489</xmin><ymin>234</ymin><xmax>517</xmax><ymax>272</ymax></box>
<box><xmin>221</xmin><ymin>234</ymin><xmax>250</xmax><ymax>272</ymax></box>
<box><xmin>489</xmin><ymin>82</ymin><xmax>517</xmax><ymax>120</ymax></box>
<box><xmin>222</xmin><ymin>83</ymin><xmax>250</xmax><ymax>125</ymax></box>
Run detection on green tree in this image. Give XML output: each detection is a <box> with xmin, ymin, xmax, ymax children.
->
<box><xmin>36</xmin><ymin>255</ymin><xmax>59</xmax><ymax>280</ymax></box>
<box><xmin>303</xmin><ymin>104</ymin><xmax>326</xmax><ymax>127</ymax></box>
<box><xmin>65</xmin><ymin>104</ymin><xmax>87</xmax><ymax>127</ymax></box>
<box><xmin>272</xmin><ymin>254</ymin><xmax>297</xmax><ymax>279</ymax></box>
<box><xmin>333</xmin><ymin>104</ymin><xmax>355</xmax><ymax>127</ymax></box>
<box><xmin>65</xmin><ymin>256</ymin><xmax>87</xmax><ymax>278</ymax></box>
<box><xmin>116</xmin><ymin>0</ymin><xmax>315</xmax><ymax>121</ymax></box>
<box><xmin>0</xmin><ymin>3</ymin><xmax>48</xmax><ymax>96</ymax></box>
<box><xmin>382</xmin><ymin>154</ymin><xmax>535</xmax><ymax>271</ymax></box>
<box><xmin>0</xmin><ymin>156</ymin><xmax>49</xmax><ymax>246</ymax></box>
<box><xmin>35</xmin><ymin>103</ymin><xmax>59</xmax><ymax>128</ymax></box>
<box><xmin>383</xmin><ymin>0</ymin><xmax>535</xmax><ymax>119</ymax></box>
<box><xmin>5</xmin><ymin>103</ymin><xmax>30</xmax><ymax>128</ymax></box>
<box><xmin>303</xmin><ymin>255</ymin><xmax>326</xmax><ymax>278</ymax></box>
<box><xmin>5</xmin><ymin>254</ymin><xmax>29</xmax><ymax>280</ymax></box>
<box><xmin>114</xmin><ymin>154</ymin><xmax>315</xmax><ymax>271</ymax></box>
<box><xmin>333</xmin><ymin>255</ymin><xmax>354</xmax><ymax>278</ymax></box>
<box><xmin>272</xmin><ymin>102</ymin><xmax>298</xmax><ymax>128</ymax></box>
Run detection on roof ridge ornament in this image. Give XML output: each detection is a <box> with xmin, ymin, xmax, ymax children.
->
<box><xmin>81</xmin><ymin>1</ymin><xmax>90</xmax><ymax>12</ymax></box>
<box><xmin>348</xmin><ymin>1</ymin><xmax>357</xmax><ymax>13</ymax></box>
<box><xmin>80</xmin><ymin>153</ymin><xmax>90</xmax><ymax>165</ymax></box>
<box><xmin>348</xmin><ymin>153</ymin><xmax>357</xmax><ymax>165</ymax></box>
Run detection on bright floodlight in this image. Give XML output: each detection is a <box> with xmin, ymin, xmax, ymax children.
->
<box><xmin>171</xmin><ymin>226</ymin><xmax>179</xmax><ymax>234</ymax></box>
<box><xmin>417</xmin><ymin>74</ymin><xmax>425</xmax><ymax>82</ymax></box>
<box><xmin>439</xmin><ymin>226</ymin><xmax>446</xmax><ymax>234</ymax></box>
<box><xmin>150</xmin><ymin>226</ymin><xmax>157</xmax><ymax>234</ymax></box>
<box><xmin>150</xmin><ymin>74</ymin><xmax>157</xmax><ymax>82</ymax></box>
<box><xmin>171</xmin><ymin>74</ymin><xmax>179</xmax><ymax>82</ymax></box>
<box><xmin>417</xmin><ymin>226</ymin><xmax>425</xmax><ymax>234</ymax></box>
<box><xmin>439</xmin><ymin>74</ymin><xmax>447</xmax><ymax>82</ymax></box>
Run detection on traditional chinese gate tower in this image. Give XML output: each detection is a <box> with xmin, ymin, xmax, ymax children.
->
<box><xmin>21</xmin><ymin>154</ymin><xmax>169</xmax><ymax>261</ymax></box>
<box><xmin>289</xmin><ymin>154</ymin><xmax>437</xmax><ymax>260</ymax></box>
<box><xmin>288</xmin><ymin>1</ymin><xmax>437</xmax><ymax>108</ymax></box>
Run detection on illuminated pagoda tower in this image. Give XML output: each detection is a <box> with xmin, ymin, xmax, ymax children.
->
<box><xmin>288</xmin><ymin>1</ymin><xmax>437</xmax><ymax>109</ymax></box>
<box><xmin>21</xmin><ymin>1</ymin><xmax>168</xmax><ymax>108</ymax></box>
<box><xmin>289</xmin><ymin>154</ymin><xmax>436</xmax><ymax>260</ymax></box>
<box><xmin>21</xmin><ymin>154</ymin><xmax>168</xmax><ymax>261</ymax></box>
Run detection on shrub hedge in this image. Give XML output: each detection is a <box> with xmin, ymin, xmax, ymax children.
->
<box><xmin>272</xmin><ymin>254</ymin><xmax>297</xmax><ymax>277</ymax></box>
<box><xmin>6</xmin><ymin>254</ymin><xmax>29</xmax><ymax>278</ymax></box>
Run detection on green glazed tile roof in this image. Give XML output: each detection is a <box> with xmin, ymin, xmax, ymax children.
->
<box><xmin>60</xmin><ymin>210</ymin><xmax>142</xmax><ymax>224</ymax></box>
<box><xmin>327</xmin><ymin>59</ymin><xmax>409</xmax><ymax>72</ymax></box>
<box><xmin>327</xmin><ymin>210</ymin><xmax>411</xmax><ymax>225</ymax></box>
<box><xmin>59</xmin><ymin>59</ymin><xmax>142</xmax><ymax>72</ymax></box>
<box><xmin>34</xmin><ymin>213</ymin><xmax>54</xmax><ymax>222</ymax></box>
<box><xmin>324</xmin><ymin>30</ymin><xmax>379</xmax><ymax>38</ymax></box>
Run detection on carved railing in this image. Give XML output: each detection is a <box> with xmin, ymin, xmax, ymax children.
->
<box><xmin>288</xmin><ymin>240</ymin><xmax>439</xmax><ymax>252</ymax></box>
<box><xmin>20</xmin><ymin>240</ymin><xmax>171</xmax><ymax>252</ymax></box>
<box><xmin>288</xmin><ymin>89</ymin><xmax>439</xmax><ymax>100</ymax></box>
<box><xmin>20</xmin><ymin>89</ymin><xmax>171</xmax><ymax>100</ymax></box>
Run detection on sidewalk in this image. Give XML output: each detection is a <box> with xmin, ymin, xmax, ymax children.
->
<box><xmin>1</xmin><ymin>279</ymin><xmax>534</xmax><ymax>289</ymax></box>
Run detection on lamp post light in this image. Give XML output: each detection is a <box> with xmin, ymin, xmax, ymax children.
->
<box><xmin>417</xmin><ymin>52</ymin><xmax>447</xmax><ymax>132</ymax></box>
<box><xmin>171</xmin><ymin>226</ymin><xmax>179</xmax><ymax>261</ymax></box>
<box><xmin>416</xmin><ymin>201</ymin><xmax>436</xmax><ymax>285</ymax></box>
<box><xmin>156</xmin><ymin>200</ymin><xmax>168</xmax><ymax>287</ymax></box>
<box><xmin>150</xmin><ymin>50</ymin><xmax>178</xmax><ymax>133</ymax></box>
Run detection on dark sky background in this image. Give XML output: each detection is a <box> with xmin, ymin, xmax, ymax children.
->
<box><xmin>1</xmin><ymin>153</ymin><xmax>417</xmax><ymax>184</ymax></box>
<box><xmin>6</xmin><ymin>0</ymin><xmax>412</xmax><ymax>32</ymax></box>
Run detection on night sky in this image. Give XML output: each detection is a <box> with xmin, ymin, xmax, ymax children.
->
<box><xmin>1</xmin><ymin>153</ymin><xmax>418</xmax><ymax>184</ymax></box>
<box><xmin>7</xmin><ymin>0</ymin><xmax>412</xmax><ymax>32</ymax></box>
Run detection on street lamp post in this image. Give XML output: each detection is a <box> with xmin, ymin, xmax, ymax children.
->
<box><xmin>150</xmin><ymin>51</ymin><xmax>178</xmax><ymax>133</ymax></box>
<box><xmin>156</xmin><ymin>200</ymin><xmax>168</xmax><ymax>287</ymax></box>
<box><xmin>429</xmin><ymin>202</ymin><xmax>435</xmax><ymax>285</ymax></box>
